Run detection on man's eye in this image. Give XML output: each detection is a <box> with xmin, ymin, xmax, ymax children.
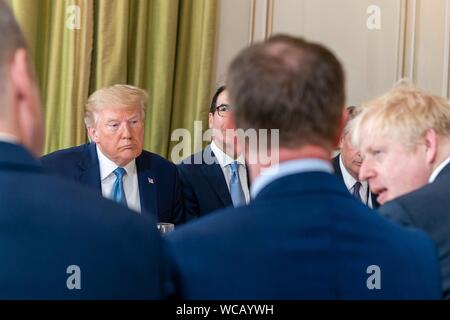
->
<box><xmin>371</xmin><ymin>150</ymin><xmax>381</xmax><ymax>156</ymax></box>
<box><xmin>108</xmin><ymin>123</ymin><xmax>119</xmax><ymax>128</ymax></box>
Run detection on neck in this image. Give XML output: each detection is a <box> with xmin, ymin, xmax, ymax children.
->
<box><xmin>213</xmin><ymin>139</ymin><xmax>239</xmax><ymax>159</ymax></box>
<box><xmin>246</xmin><ymin>144</ymin><xmax>332</xmax><ymax>182</ymax></box>
<box><xmin>0</xmin><ymin>121</ymin><xmax>21</xmax><ymax>143</ymax></box>
<box><xmin>432</xmin><ymin>141</ymin><xmax>450</xmax><ymax>172</ymax></box>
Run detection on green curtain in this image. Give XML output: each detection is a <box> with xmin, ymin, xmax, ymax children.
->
<box><xmin>7</xmin><ymin>0</ymin><xmax>217</xmax><ymax>159</ymax></box>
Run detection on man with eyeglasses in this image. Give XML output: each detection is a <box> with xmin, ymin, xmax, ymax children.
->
<box><xmin>42</xmin><ymin>84</ymin><xmax>184</xmax><ymax>225</ymax></box>
<box><xmin>178</xmin><ymin>86</ymin><xmax>250</xmax><ymax>220</ymax></box>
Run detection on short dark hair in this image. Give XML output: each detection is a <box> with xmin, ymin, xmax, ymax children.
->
<box><xmin>227</xmin><ymin>34</ymin><xmax>345</xmax><ymax>149</ymax></box>
<box><xmin>209</xmin><ymin>85</ymin><xmax>226</xmax><ymax>114</ymax></box>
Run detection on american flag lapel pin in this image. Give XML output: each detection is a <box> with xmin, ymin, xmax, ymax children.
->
<box><xmin>148</xmin><ymin>177</ymin><xmax>155</xmax><ymax>184</ymax></box>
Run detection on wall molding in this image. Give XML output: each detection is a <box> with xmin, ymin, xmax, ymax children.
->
<box><xmin>396</xmin><ymin>0</ymin><xmax>407</xmax><ymax>80</ymax></box>
<box><xmin>265</xmin><ymin>0</ymin><xmax>274</xmax><ymax>39</ymax></box>
<box><xmin>442</xmin><ymin>0</ymin><xmax>450</xmax><ymax>97</ymax></box>
<box><xmin>408</xmin><ymin>0</ymin><xmax>418</xmax><ymax>81</ymax></box>
<box><xmin>248</xmin><ymin>0</ymin><xmax>256</xmax><ymax>45</ymax></box>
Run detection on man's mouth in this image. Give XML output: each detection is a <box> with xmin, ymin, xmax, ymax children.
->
<box><xmin>120</xmin><ymin>144</ymin><xmax>136</xmax><ymax>150</ymax></box>
<box><xmin>374</xmin><ymin>188</ymin><xmax>388</xmax><ymax>203</ymax></box>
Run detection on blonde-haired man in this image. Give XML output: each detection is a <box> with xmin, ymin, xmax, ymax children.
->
<box><xmin>42</xmin><ymin>84</ymin><xmax>184</xmax><ymax>224</ymax></box>
<box><xmin>353</xmin><ymin>80</ymin><xmax>450</xmax><ymax>298</ymax></box>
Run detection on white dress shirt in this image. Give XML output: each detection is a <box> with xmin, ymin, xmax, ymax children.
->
<box><xmin>339</xmin><ymin>155</ymin><xmax>373</xmax><ymax>208</ymax></box>
<box><xmin>0</xmin><ymin>132</ymin><xmax>19</xmax><ymax>144</ymax></box>
<box><xmin>210</xmin><ymin>141</ymin><xmax>250</xmax><ymax>204</ymax></box>
<box><xmin>251</xmin><ymin>158</ymin><xmax>334</xmax><ymax>198</ymax></box>
<box><xmin>429</xmin><ymin>156</ymin><xmax>450</xmax><ymax>183</ymax></box>
<box><xmin>97</xmin><ymin>146</ymin><xmax>141</xmax><ymax>213</ymax></box>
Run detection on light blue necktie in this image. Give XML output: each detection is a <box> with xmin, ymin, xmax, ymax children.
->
<box><xmin>229</xmin><ymin>161</ymin><xmax>246</xmax><ymax>207</ymax></box>
<box><xmin>111</xmin><ymin>167</ymin><xmax>127</xmax><ymax>206</ymax></box>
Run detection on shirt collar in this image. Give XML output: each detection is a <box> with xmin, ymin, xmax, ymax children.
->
<box><xmin>210</xmin><ymin>141</ymin><xmax>246</xmax><ymax>168</ymax></box>
<box><xmin>429</xmin><ymin>156</ymin><xmax>450</xmax><ymax>183</ymax></box>
<box><xmin>0</xmin><ymin>132</ymin><xmax>19</xmax><ymax>144</ymax></box>
<box><xmin>251</xmin><ymin>158</ymin><xmax>333</xmax><ymax>198</ymax></box>
<box><xmin>339</xmin><ymin>154</ymin><xmax>368</xmax><ymax>190</ymax></box>
<box><xmin>96</xmin><ymin>145</ymin><xmax>136</xmax><ymax>180</ymax></box>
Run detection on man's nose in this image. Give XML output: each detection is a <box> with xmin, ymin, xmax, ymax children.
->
<box><xmin>359</xmin><ymin>159</ymin><xmax>374</xmax><ymax>182</ymax></box>
<box><xmin>121</xmin><ymin>122</ymin><xmax>132</xmax><ymax>138</ymax></box>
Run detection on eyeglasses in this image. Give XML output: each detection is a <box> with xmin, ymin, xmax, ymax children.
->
<box><xmin>215</xmin><ymin>104</ymin><xmax>233</xmax><ymax>117</ymax></box>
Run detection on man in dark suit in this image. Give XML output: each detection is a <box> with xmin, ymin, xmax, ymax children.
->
<box><xmin>42</xmin><ymin>85</ymin><xmax>183</xmax><ymax>225</ymax></box>
<box><xmin>332</xmin><ymin>106</ymin><xmax>379</xmax><ymax>208</ymax></box>
<box><xmin>0</xmin><ymin>1</ymin><xmax>164</xmax><ymax>299</ymax></box>
<box><xmin>165</xmin><ymin>35</ymin><xmax>441</xmax><ymax>299</ymax></box>
<box><xmin>178</xmin><ymin>86</ymin><xmax>250</xmax><ymax>220</ymax></box>
<box><xmin>354</xmin><ymin>80</ymin><xmax>450</xmax><ymax>298</ymax></box>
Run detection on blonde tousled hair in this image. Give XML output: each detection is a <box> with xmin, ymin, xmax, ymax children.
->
<box><xmin>352</xmin><ymin>79</ymin><xmax>450</xmax><ymax>151</ymax></box>
<box><xmin>84</xmin><ymin>84</ymin><xmax>148</xmax><ymax>127</ymax></box>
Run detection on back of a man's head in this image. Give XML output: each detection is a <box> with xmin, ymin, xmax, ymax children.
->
<box><xmin>0</xmin><ymin>0</ymin><xmax>27</xmax><ymax>96</ymax></box>
<box><xmin>227</xmin><ymin>34</ymin><xmax>345</xmax><ymax>149</ymax></box>
<box><xmin>0</xmin><ymin>0</ymin><xmax>43</xmax><ymax>156</ymax></box>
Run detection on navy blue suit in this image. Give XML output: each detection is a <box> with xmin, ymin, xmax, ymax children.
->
<box><xmin>177</xmin><ymin>145</ymin><xmax>249</xmax><ymax>220</ymax></box>
<box><xmin>380</xmin><ymin>162</ymin><xmax>450</xmax><ymax>299</ymax></box>
<box><xmin>166</xmin><ymin>171</ymin><xmax>441</xmax><ymax>299</ymax></box>
<box><xmin>332</xmin><ymin>155</ymin><xmax>379</xmax><ymax>209</ymax></box>
<box><xmin>0</xmin><ymin>142</ymin><xmax>164</xmax><ymax>299</ymax></box>
<box><xmin>41</xmin><ymin>143</ymin><xmax>184</xmax><ymax>224</ymax></box>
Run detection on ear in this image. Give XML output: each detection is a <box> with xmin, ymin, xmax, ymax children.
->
<box><xmin>9</xmin><ymin>48</ymin><xmax>44</xmax><ymax>156</ymax></box>
<box><xmin>338</xmin><ymin>135</ymin><xmax>344</xmax><ymax>149</ymax></box>
<box><xmin>208</xmin><ymin>112</ymin><xmax>214</xmax><ymax>129</ymax></box>
<box><xmin>9</xmin><ymin>49</ymin><xmax>37</xmax><ymax>105</ymax></box>
<box><xmin>333</xmin><ymin>107</ymin><xmax>347</xmax><ymax>148</ymax></box>
<box><xmin>87</xmin><ymin>126</ymin><xmax>99</xmax><ymax>143</ymax></box>
<box><xmin>424</xmin><ymin>129</ymin><xmax>438</xmax><ymax>164</ymax></box>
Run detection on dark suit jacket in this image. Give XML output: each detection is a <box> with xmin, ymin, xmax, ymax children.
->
<box><xmin>332</xmin><ymin>155</ymin><xmax>379</xmax><ymax>209</ymax></box>
<box><xmin>177</xmin><ymin>144</ymin><xmax>249</xmax><ymax>220</ymax></box>
<box><xmin>379</xmin><ymin>162</ymin><xmax>450</xmax><ymax>298</ymax></box>
<box><xmin>0</xmin><ymin>141</ymin><xmax>164</xmax><ymax>299</ymax></box>
<box><xmin>41</xmin><ymin>143</ymin><xmax>183</xmax><ymax>224</ymax></box>
<box><xmin>166</xmin><ymin>170</ymin><xmax>441</xmax><ymax>299</ymax></box>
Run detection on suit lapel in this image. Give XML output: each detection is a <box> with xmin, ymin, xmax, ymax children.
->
<box><xmin>371</xmin><ymin>192</ymin><xmax>380</xmax><ymax>209</ymax></box>
<box><xmin>201</xmin><ymin>162</ymin><xmax>232</xmax><ymax>206</ymax></box>
<box><xmin>136</xmin><ymin>153</ymin><xmax>158</xmax><ymax>219</ymax></box>
<box><xmin>77</xmin><ymin>143</ymin><xmax>102</xmax><ymax>191</ymax></box>
<box><xmin>201</xmin><ymin>145</ymin><xmax>233</xmax><ymax>206</ymax></box>
<box><xmin>332</xmin><ymin>155</ymin><xmax>343</xmax><ymax>181</ymax></box>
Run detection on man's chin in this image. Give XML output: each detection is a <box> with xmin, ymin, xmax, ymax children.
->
<box><xmin>117</xmin><ymin>150</ymin><xmax>141</xmax><ymax>165</ymax></box>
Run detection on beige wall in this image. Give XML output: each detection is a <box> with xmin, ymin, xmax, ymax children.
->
<box><xmin>213</xmin><ymin>0</ymin><xmax>450</xmax><ymax>105</ymax></box>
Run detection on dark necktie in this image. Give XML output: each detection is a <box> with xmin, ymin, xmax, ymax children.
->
<box><xmin>352</xmin><ymin>181</ymin><xmax>362</xmax><ymax>203</ymax></box>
